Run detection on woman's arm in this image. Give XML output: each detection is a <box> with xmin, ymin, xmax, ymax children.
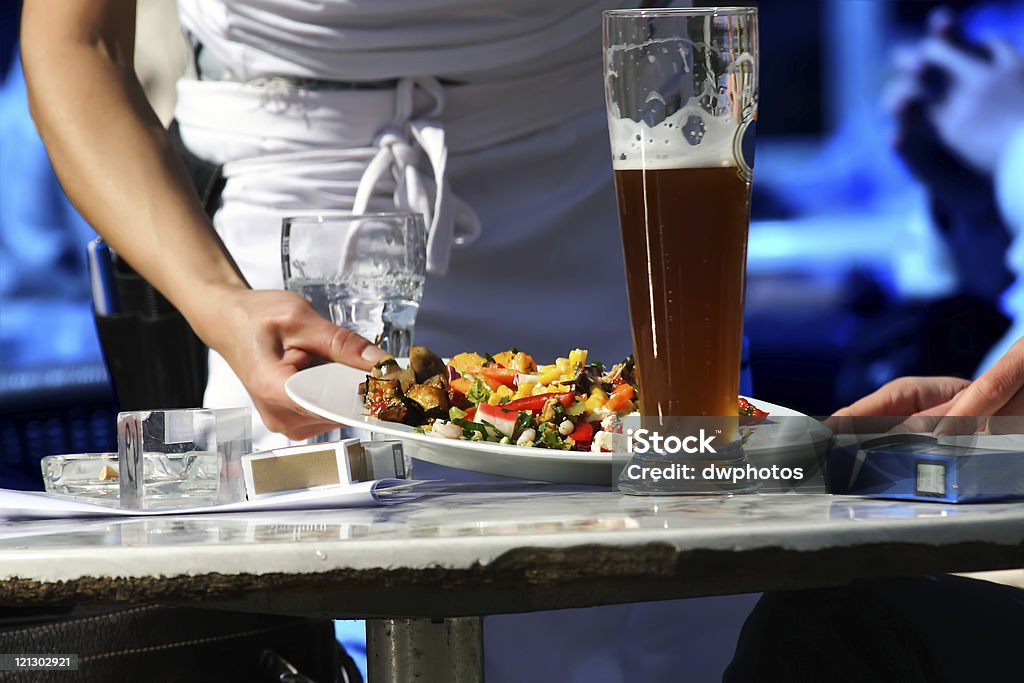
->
<box><xmin>21</xmin><ymin>0</ymin><xmax>242</xmax><ymax>315</ymax></box>
<box><xmin>21</xmin><ymin>0</ymin><xmax>385</xmax><ymax>439</ymax></box>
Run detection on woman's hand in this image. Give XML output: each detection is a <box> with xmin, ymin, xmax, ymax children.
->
<box><xmin>200</xmin><ymin>288</ymin><xmax>389</xmax><ymax>441</ymax></box>
<box><xmin>832</xmin><ymin>376</ymin><xmax>971</xmax><ymax>419</ymax></box>
<box><xmin>831</xmin><ymin>337</ymin><xmax>1024</xmax><ymax>434</ymax></box>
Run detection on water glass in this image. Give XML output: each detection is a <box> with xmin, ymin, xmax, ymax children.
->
<box><xmin>281</xmin><ymin>212</ymin><xmax>427</xmax><ymax>358</ymax></box>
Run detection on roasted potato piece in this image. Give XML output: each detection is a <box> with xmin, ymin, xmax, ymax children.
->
<box><xmin>406</xmin><ymin>384</ymin><xmax>450</xmax><ymax>419</ymax></box>
<box><xmin>410</xmin><ymin>346</ymin><xmax>446</xmax><ymax>383</ymax></box>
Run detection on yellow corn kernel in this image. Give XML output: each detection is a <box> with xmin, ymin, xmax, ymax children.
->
<box><xmin>589</xmin><ymin>386</ymin><xmax>608</xmax><ymax>400</ymax></box>
<box><xmin>538</xmin><ymin>367</ymin><xmax>562</xmax><ymax>385</ymax></box>
<box><xmin>585</xmin><ymin>395</ymin><xmax>605</xmax><ymax>413</ymax></box>
<box><xmin>514</xmin><ymin>381</ymin><xmax>536</xmax><ymax>400</ymax></box>
<box><xmin>487</xmin><ymin>385</ymin><xmax>514</xmax><ymax>406</ymax></box>
<box><xmin>568</xmin><ymin>348</ymin><xmax>588</xmax><ymax>367</ymax></box>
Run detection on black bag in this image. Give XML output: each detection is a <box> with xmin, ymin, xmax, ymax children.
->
<box><xmin>0</xmin><ymin>604</ymin><xmax>359</xmax><ymax>682</ymax></box>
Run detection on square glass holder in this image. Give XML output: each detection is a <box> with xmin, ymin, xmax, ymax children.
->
<box><xmin>117</xmin><ymin>407</ymin><xmax>252</xmax><ymax>509</ymax></box>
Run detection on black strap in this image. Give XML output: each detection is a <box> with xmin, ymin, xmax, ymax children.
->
<box><xmin>168</xmin><ymin>119</ymin><xmax>227</xmax><ymax>218</ymax></box>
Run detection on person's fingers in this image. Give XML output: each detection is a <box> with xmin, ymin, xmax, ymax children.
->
<box><xmin>932</xmin><ymin>415</ymin><xmax>985</xmax><ymax>437</ymax></box>
<box><xmin>987</xmin><ymin>403</ymin><xmax>1024</xmax><ymax>435</ymax></box>
<box><xmin>921</xmin><ymin>37</ymin><xmax>986</xmax><ymax>83</ymax></box>
<box><xmin>890</xmin><ymin>414</ymin><xmax>943</xmax><ymax>434</ymax></box>
<box><xmin>281</xmin><ymin>299</ymin><xmax>388</xmax><ymax>370</ymax></box>
<box><xmin>912</xmin><ymin>394</ymin><xmax>962</xmax><ymax>417</ymax></box>
<box><xmin>249</xmin><ymin>362</ymin><xmax>345</xmax><ymax>438</ymax></box>
<box><xmin>823</xmin><ymin>414</ymin><xmax>907</xmax><ymax>437</ymax></box>
<box><xmin>940</xmin><ymin>337</ymin><xmax>1024</xmax><ymax>418</ymax></box>
<box><xmin>831</xmin><ymin>376</ymin><xmax>970</xmax><ymax>418</ymax></box>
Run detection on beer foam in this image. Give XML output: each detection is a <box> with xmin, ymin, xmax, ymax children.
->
<box><xmin>608</xmin><ymin>102</ymin><xmax>738</xmax><ymax>171</ymax></box>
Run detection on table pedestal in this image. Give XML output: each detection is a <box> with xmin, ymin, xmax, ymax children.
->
<box><xmin>367</xmin><ymin>617</ymin><xmax>484</xmax><ymax>682</ymax></box>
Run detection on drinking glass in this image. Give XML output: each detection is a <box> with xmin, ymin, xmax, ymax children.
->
<box><xmin>604</xmin><ymin>8</ymin><xmax>758</xmax><ymax>494</ymax></box>
<box><xmin>281</xmin><ymin>213</ymin><xmax>427</xmax><ymax>358</ymax></box>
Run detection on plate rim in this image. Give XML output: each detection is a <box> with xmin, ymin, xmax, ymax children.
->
<box><xmin>285</xmin><ymin>362</ymin><xmax>827</xmax><ymax>464</ymax></box>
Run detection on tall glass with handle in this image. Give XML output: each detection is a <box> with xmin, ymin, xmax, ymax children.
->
<box><xmin>604</xmin><ymin>8</ymin><xmax>758</xmax><ymax>494</ymax></box>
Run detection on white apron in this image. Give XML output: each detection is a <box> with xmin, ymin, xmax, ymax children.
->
<box><xmin>175</xmin><ymin>1</ymin><xmax>755</xmax><ymax>680</ymax></box>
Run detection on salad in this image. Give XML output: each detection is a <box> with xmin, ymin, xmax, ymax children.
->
<box><xmin>358</xmin><ymin>346</ymin><xmax>767</xmax><ymax>452</ymax></box>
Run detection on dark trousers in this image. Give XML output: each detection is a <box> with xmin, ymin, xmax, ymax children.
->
<box><xmin>725</xmin><ymin>575</ymin><xmax>1024</xmax><ymax>683</ymax></box>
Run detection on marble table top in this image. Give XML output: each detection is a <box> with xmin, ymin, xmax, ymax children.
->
<box><xmin>0</xmin><ymin>486</ymin><xmax>1021</xmax><ymax>618</ymax></box>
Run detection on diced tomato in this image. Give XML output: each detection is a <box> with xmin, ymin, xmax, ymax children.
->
<box><xmin>611</xmin><ymin>383</ymin><xmax>634</xmax><ymax>399</ymax></box>
<box><xmin>605</xmin><ymin>384</ymin><xmax>634</xmax><ymax>413</ymax></box>
<box><xmin>447</xmin><ymin>377</ymin><xmax>473</xmax><ymax>409</ymax></box>
<box><xmin>464</xmin><ymin>406</ymin><xmax>477</xmax><ymax>421</ymax></box>
<box><xmin>501</xmin><ymin>391</ymin><xmax>575</xmax><ymax>413</ymax></box>
<box><xmin>478</xmin><ymin>366</ymin><xmax>518</xmax><ymax>388</ymax></box>
<box><xmin>569</xmin><ymin>421</ymin><xmax>594</xmax><ymax>443</ymax></box>
<box><xmin>738</xmin><ymin>397</ymin><xmax>769</xmax><ymax>425</ymax></box>
<box><xmin>450</xmin><ymin>377</ymin><xmax>472</xmax><ymax>395</ymax></box>
<box><xmin>480</xmin><ymin>375</ymin><xmax>504</xmax><ymax>392</ymax></box>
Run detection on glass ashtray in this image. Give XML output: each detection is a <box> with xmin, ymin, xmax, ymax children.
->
<box><xmin>41</xmin><ymin>452</ymin><xmax>221</xmax><ymax>506</ymax></box>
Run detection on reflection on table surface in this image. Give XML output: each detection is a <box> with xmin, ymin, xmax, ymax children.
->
<box><xmin>0</xmin><ymin>484</ymin><xmax>1020</xmax><ymax>553</ymax></box>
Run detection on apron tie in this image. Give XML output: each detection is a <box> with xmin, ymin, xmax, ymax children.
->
<box><xmin>352</xmin><ymin>77</ymin><xmax>481</xmax><ymax>275</ymax></box>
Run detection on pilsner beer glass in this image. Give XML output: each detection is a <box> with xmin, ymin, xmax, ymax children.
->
<box><xmin>604</xmin><ymin>8</ymin><xmax>758</xmax><ymax>494</ymax></box>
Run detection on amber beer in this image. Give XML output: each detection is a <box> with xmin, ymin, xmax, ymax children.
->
<box><xmin>605</xmin><ymin>7</ymin><xmax>757</xmax><ymax>492</ymax></box>
<box><xmin>613</xmin><ymin>165</ymin><xmax>750</xmax><ymax>419</ymax></box>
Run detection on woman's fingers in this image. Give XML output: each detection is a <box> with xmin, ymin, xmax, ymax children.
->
<box><xmin>940</xmin><ymin>337</ymin><xmax>1024</xmax><ymax>419</ymax></box>
<box><xmin>277</xmin><ymin>293</ymin><xmax>389</xmax><ymax>370</ymax></box>
<box><xmin>831</xmin><ymin>376</ymin><xmax>970</xmax><ymax>418</ymax></box>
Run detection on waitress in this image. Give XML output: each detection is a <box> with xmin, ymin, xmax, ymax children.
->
<box><xmin>22</xmin><ymin>1</ymin><xmax>755</xmax><ymax>680</ymax></box>
<box><xmin>25</xmin><ymin>0</ymin><xmax>642</xmax><ymax>452</ymax></box>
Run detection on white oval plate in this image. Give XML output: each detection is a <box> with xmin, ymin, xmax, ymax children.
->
<box><xmin>286</xmin><ymin>362</ymin><xmax>831</xmax><ymax>485</ymax></box>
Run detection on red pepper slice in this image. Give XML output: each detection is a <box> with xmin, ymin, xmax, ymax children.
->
<box><xmin>501</xmin><ymin>391</ymin><xmax>575</xmax><ymax>413</ymax></box>
<box><xmin>738</xmin><ymin>398</ymin><xmax>769</xmax><ymax>425</ymax></box>
<box><xmin>569</xmin><ymin>421</ymin><xmax>594</xmax><ymax>443</ymax></box>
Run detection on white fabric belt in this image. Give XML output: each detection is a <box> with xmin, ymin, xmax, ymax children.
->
<box><xmin>175</xmin><ymin>59</ymin><xmax>604</xmax><ymax>275</ymax></box>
